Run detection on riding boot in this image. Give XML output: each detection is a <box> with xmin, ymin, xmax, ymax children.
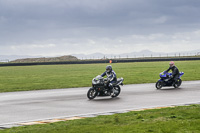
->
<box><xmin>172</xmin><ymin>79</ymin><xmax>176</xmax><ymax>86</ymax></box>
<box><xmin>108</xmin><ymin>83</ymin><xmax>114</xmax><ymax>93</ymax></box>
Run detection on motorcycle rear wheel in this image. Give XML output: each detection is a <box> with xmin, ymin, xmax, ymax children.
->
<box><xmin>156</xmin><ymin>81</ymin><xmax>163</xmax><ymax>89</ymax></box>
<box><xmin>111</xmin><ymin>86</ymin><xmax>121</xmax><ymax>98</ymax></box>
<box><xmin>87</xmin><ymin>88</ymin><xmax>97</xmax><ymax>100</ymax></box>
<box><xmin>173</xmin><ymin>79</ymin><xmax>182</xmax><ymax>88</ymax></box>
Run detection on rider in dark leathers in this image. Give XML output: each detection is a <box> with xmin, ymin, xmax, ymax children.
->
<box><xmin>166</xmin><ymin>61</ymin><xmax>180</xmax><ymax>84</ymax></box>
<box><xmin>101</xmin><ymin>65</ymin><xmax>117</xmax><ymax>92</ymax></box>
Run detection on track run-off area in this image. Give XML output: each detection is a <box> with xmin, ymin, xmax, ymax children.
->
<box><xmin>0</xmin><ymin>80</ymin><xmax>200</xmax><ymax>128</ymax></box>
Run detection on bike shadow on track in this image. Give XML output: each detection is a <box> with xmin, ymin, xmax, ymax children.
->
<box><xmin>88</xmin><ymin>97</ymin><xmax>121</xmax><ymax>102</ymax></box>
<box><xmin>157</xmin><ymin>87</ymin><xmax>183</xmax><ymax>91</ymax></box>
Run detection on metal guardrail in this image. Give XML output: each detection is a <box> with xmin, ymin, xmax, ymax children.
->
<box><xmin>0</xmin><ymin>57</ymin><xmax>200</xmax><ymax>67</ymax></box>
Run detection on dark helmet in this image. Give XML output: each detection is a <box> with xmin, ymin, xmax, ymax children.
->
<box><xmin>106</xmin><ymin>65</ymin><xmax>112</xmax><ymax>73</ymax></box>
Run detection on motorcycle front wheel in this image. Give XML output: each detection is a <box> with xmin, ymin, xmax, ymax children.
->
<box><xmin>156</xmin><ymin>81</ymin><xmax>163</xmax><ymax>89</ymax></box>
<box><xmin>87</xmin><ymin>88</ymin><xmax>97</xmax><ymax>100</ymax></box>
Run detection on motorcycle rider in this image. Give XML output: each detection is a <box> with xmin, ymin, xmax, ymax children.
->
<box><xmin>101</xmin><ymin>65</ymin><xmax>117</xmax><ymax>93</ymax></box>
<box><xmin>165</xmin><ymin>61</ymin><xmax>180</xmax><ymax>84</ymax></box>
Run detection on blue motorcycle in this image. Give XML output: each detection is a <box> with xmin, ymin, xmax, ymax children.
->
<box><xmin>156</xmin><ymin>71</ymin><xmax>184</xmax><ymax>89</ymax></box>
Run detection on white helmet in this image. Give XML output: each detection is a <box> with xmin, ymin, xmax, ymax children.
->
<box><xmin>169</xmin><ymin>61</ymin><xmax>175</xmax><ymax>67</ymax></box>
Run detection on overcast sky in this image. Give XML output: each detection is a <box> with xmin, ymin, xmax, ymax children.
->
<box><xmin>1</xmin><ymin>0</ymin><xmax>200</xmax><ymax>56</ymax></box>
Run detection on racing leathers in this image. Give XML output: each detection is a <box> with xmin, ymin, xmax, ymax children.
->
<box><xmin>101</xmin><ymin>70</ymin><xmax>117</xmax><ymax>91</ymax></box>
<box><xmin>166</xmin><ymin>65</ymin><xmax>180</xmax><ymax>83</ymax></box>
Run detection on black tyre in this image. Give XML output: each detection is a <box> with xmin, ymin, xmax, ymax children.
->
<box><xmin>111</xmin><ymin>86</ymin><xmax>121</xmax><ymax>98</ymax></box>
<box><xmin>173</xmin><ymin>79</ymin><xmax>182</xmax><ymax>88</ymax></box>
<box><xmin>156</xmin><ymin>81</ymin><xmax>163</xmax><ymax>89</ymax></box>
<box><xmin>87</xmin><ymin>88</ymin><xmax>97</xmax><ymax>100</ymax></box>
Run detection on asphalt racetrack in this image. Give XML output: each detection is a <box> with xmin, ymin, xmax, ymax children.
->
<box><xmin>0</xmin><ymin>80</ymin><xmax>200</xmax><ymax>128</ymax></box>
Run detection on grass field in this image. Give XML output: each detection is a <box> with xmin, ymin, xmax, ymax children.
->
<box><xmin>1</xmin><ymin>104</ymin><xmax>199</xmax><ymax>133</ymax></box>
<box><xmin>0</xmin><ymin>60</ymin><xmax>200</xmax><ymax>92</ymax></box>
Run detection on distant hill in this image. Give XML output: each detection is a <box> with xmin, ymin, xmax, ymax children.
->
<box><xmin>0</xmin><ymin>55</ymin><xmax>41</xmax><ymax>62</ymax></box>
<box><xmin>1</xmin><ymin>49</ymin><xmax>200</xmax><ymax>62</ymax></box>
<box><xmin>72</xmin><ymin>49</ymin><xmax>200</xmax><ymax>59</ymax></box>
<box><xmin>10</xmin><ymin>55</ymin><xmax>79</xmax><ymax>63</ymax></box>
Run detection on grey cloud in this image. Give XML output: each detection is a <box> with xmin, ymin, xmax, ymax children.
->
<box><xmin>1</xmin><ymin>0</ymin><xmax>200</xmax><ymax>55</ymax></box>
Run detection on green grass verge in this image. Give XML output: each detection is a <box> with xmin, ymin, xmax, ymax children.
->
<box><xmin>1</xmin><ymin>104</ymin><xmax>200</xmax><ymax>133</ymax></box>
<box><xmin>0</xmin><ymin>60</ymin><xmax>200</xmax><ymax>93</ymax></box>
<box><xmin>0</xmin><ymin>61</ymin><xmax>200</xmax><ymax>92</ymax></box>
